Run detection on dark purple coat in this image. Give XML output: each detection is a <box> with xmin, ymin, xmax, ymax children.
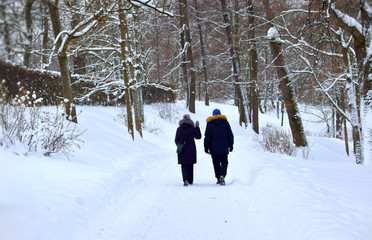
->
<box><xmin>175</xmin><ymin>119</ymin><xmax>202</xmax><ymax>165</ymax></box>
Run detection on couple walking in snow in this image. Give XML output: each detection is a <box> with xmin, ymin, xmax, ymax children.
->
<box><xmin>174</xmin><ymin>109</ymin><xmax>234</xmax><ymax>186</ymax></box>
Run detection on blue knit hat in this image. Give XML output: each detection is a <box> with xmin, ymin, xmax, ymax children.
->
<box><xmin>213</xmin><ymin>109</ymin><xmax>221</xmax><ymax>116</ymax></box>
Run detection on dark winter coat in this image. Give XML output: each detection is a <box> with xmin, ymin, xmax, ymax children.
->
<box><xmin>204</xmin><ymin>115</ymin><xmax>234</xmax><ymax>155</ymax></box>
<box><xmin>175</xmin><ymin>119</ymin><xmax>202</xmax><ymax>165</ymax></box>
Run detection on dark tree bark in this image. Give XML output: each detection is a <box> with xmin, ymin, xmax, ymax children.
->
<box><xmin>0</xmin><ymin>0</ymin><xmax>11</xmax><ymax>61</ymax></box>
<box><xmin>41</xmin><ymin>2</ymin><xmax>49</xmax><ymax>68</ymax></box>
<box><xmin>340</xmin><ymin>87</ymin><xmax>349</xmax><ymax>156</ymax></box>
<box><xmin>247</xmin><ymin>0</ymin><xmax>259</xmax><ymax>134</ymax></box>
<box><xmin>178</xmin><ymin>0</ymin><xmax>196</xmax><ymax>113</ymax></box>
<box><xmin>179</xmin><ymin>20</ymin><xmax>189</xmax><ymax>106</ymax></box>
<box><xmin>219</xmin><ymin>0</ymin><xmax>248</xmax><ymax>127</ymax></box>
<box><xmin>328</xmin><ymin>2</ymin><xmax>365</xmax><ymax>164</ymax></box>
<box><xmin>42</xmin><ymin>0</ymin><xmax>77</xmax><ymax>123</ymax></box>
<box><xmin>263</xmin><ymin>0</ymin><xmax>307</xmax><ymax>147</ymax></box>
<box><xmin>193</xmin><ymin>0</ymin><xmax>209</xmax><ymax>106</ymax></box>
<box><xmin>24</xmin><ymin>0</ymin><xmax>35</xmax><ymax>67</ymax></box>
<box><xmin>118</xmin><ymin>3</ymin><xmax>134</xmax><ymax>139</ymax></box>
<box><xmin>70</xmin><ymin>0</ymin><xmax>86</xmax><ymax>75</ymax></box>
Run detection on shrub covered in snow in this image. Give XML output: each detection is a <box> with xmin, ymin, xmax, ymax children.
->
<box><xmin>258</xmin><ymin>124</ymin><xmax>295</xmax><ymax>156</ymax></box>
<box><xmin>0</xmin><ymin>81</ymin><xmax>84</xmax><ymax>157</ymax></box>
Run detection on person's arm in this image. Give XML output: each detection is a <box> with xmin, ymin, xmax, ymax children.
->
<box><xmin>204</xmin><ymin>124</ymin><xmax>210</xmax><ymax>153</ymax></box>
<box><xmin>227</xmin><ymin>122</ymin><xmax>234</xmax><ymax>150</ymax></box>
<box><xmin>175</xmin><ymin>128</ymin><xmax>180</xmax><ymax>145</ymax></box>
<box><xmin>194</xmin><ymin>121</ymin><xmax>202</xmax><ymax>139</ymax></box>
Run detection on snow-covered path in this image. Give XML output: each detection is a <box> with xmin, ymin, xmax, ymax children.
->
<box><xmin>1</xmin><ymin>103</ymin><xmax>372</xmax><ymax>240</ymax></box>
<box><xmin>72</xmin><ymin>110</ymin><xmax>372</xmax><ymax>240</ymax></box>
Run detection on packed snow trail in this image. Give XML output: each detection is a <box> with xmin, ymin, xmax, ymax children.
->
<box><xmin>70</xmin><ymin>107</ymin><xmax>372</xmax><ymax>240</ymax></box>
<box><xmin>1</xmin><ymin>103</ymin><xmax>372</xmax><ymax>240</ymax></box>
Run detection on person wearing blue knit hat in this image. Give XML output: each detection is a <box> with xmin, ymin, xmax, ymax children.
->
<box><xmin>212</xmin><ymin>109</ymin><xmax>221</xmax><ymax>116</ymax></box>
<box><xmin>204</xmin><ymin>109</ymin><xmax>234</xmax><ymax>185</ymax></box>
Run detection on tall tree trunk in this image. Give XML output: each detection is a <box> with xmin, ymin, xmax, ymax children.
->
<box><xmin>219</xmin><ymin>0</ymin><xmax>248</xmax><ymax>127</ymax></box>
<box><xmin>263</xmin><ymin>0</ymin><xmax>307</xmax><ymax>147</ymax></box>
<box><xmin>346</xmin><ymin>76</ymin><xmax>362</xmax><ymax>162</ymax></box>
<box><xmin>247</xmin><ymin>0</ymin><xmax>259</xmax><ymax>134</ymax></box>
<box><xmin>155</xmin><ymin>16</ymin><xmax>161</xmax><ymax>83</ymax></box>
<box><xmin>43</xmin><ymin>0</ymin><xmax>77</xmax><ymax>123</ymax></box>
<box><xmin>70</xmin><ymin>0</ymin><xmax>86</xmax><ymax>75</ymax></box>
<box><xmin>329</xmin><ymin>2</ymin><xmax>364</xmax><ymax>163</ymax></box>
<box><xmin>41</xmin><ymin>2</ymin><xmax>49</xmax><ymax>69</ymax></box>
<box><xmin>129</xmin><ymin>8</ymin><xmax>144</xmax><ymax>138</ymax></box>
<box><xmin>193</xmin><ymin>0</ymin><xmax>209</xmax><ymax>106</ymax></box>
<box><xmin>118</xmin><ymin>3</ymin><xmax>134</xmax><ymax>139</ymax></box>
<box><xmin>133</xmin><ymin>87</ymin><xmax>143</xmax><ymax>138</ymax></box>
<box><xmin>180</xmin><ymin>28</ymin><xmax>189</xmax><ymax>105</ymax></box>
<box><xmin>178</xmin><ymin>0</ymin><xmax>196</xmax><ymax>113</ymax></box>
<box><xmin>0</xmin><ymin>0</ymin><xmax>11</xmax><ymax>61</ymax></box>
<box><xmin>24</xmin><ymin>0</ymin><xmax>34</xmax><ymax>67</ymax></box>
<box><xmin>335</xmin><ymin>95</ymin><xmax>343</xmax><ymax>139</ymax></box>
<box><xmin>341</xmin><ymin>87</ymin><xmax>349</xmax><ymax>156</ymax></box>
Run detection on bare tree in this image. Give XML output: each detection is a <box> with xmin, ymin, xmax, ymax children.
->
<box><xmin>42</xmin><ymin>0</ymin><xmax>77</xmax><ymax>122</ymax></box>
<box><xmin>263</xmin><ymin>0</ymin><xmax>308</xmax><ymax>147</ymax></box>
<box><xmin>24</xmin><ymin>0</ymin><xmax>34</xmax><ymax>67</ymax></box>
<box><xmin>247</xmin><ymin>0</ymin><xmax>259</xmax><ymax>134</ymax></box>
<box><xmin>193</xmin><ymin>0</ymin><xmax>209</xmax><ymax>106</ymax></box>
<box><xmin>219</xmin><ymin>0</ymin><xmax>249</xmax><ymax>127</ymax></box>
<box><xmin>0</xmin><ymin>0</ymin><xmax>13</xmax><ymax>61</ymax></box>
<box><xmin>178</xmin><ymin>0</ymin><xmax>196</xmax><ymax>113</ymax></box>
<box><xmin>41</xmin><ymin>0</ymin><xmax>107</xmax><ymax>123</ymax></box>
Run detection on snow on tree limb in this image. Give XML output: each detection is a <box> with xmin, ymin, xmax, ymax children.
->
<box><xmin>329</xmin><ymin>3</ymin><xmax>363</xmax><ymax>38</ymax></box>
<box><xmin>128</xmin><ymin>0</ymin><xmax>173</xmax><ymax>17</ymax></box>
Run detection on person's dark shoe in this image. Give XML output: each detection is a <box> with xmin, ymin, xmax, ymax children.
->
<box><xmin>184</xmin><ymin>180</ymin><xmax>189</xmax><ymax>186</ymax></box>
<box><xmin>219</xmin><ymin>176</ymin><xmax>225</xmax><ymax>186</ymax></box>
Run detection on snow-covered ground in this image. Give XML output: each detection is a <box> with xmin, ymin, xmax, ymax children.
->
<box><xmin>1</xmin><ymin>101</ymin><xmax>371</xmax><ymax>240</ymax></box>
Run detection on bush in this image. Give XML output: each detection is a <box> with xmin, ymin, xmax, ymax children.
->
<box><xmin>115</xmin><ymin>107</ymin><xmax>163</xmax><ymax>135</ymax></box>
<box><xmin>0</xmin><ymin>60</ymin><xmax>177</xmax><ymax>106</ymax></box>
<box><xmin>154</xmin><ymin>102</ymin><xmax>180</xmax><ymax>123</ymax></box>
<box><xmin>0</xmin><ymin>81</ymin><xmax>84</xmax><ymax>157</ymax></box>
<box><xmin>258</xmin><ymin>124</ymin><xmax>295</xmax><ymax>156</ymax></box>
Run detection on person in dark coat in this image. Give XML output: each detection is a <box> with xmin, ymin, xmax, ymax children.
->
<box><xmin>204</xmin><ymin>109</ymin><xmax>234</xmax><ymax>185</ymax></box>
<box><xmin>175</xmin><ymin>114</ymin><xmax>202</xmax><ymax>186</ymax></box>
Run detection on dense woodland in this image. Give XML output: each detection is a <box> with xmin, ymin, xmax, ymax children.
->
<box><xmin>0</xmin><ymin>0</ymin><xmax>371</xmax><ymax>164</ymax></box>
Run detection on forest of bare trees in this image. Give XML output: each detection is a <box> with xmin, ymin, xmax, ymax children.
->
<box><xmin>0</xmin><ymin>0</ymin><xmax>371</xmax><ymax>164</ymax></box>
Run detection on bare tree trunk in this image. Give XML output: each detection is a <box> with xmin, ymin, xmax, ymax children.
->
<box><xmin>43</xmin><ymin>0</ymin><xmax>77</xmax><ymax>123</ymax></box>
<box><xmin>118</xmin><ymin>4</ymin><xmax>134</xmax><ymax>139</ymax></box>
<box><xmin>247</xmin><ymin>0</ymin><xmax>259</xmax><ymax>134</ymax></box>
<box><xmin>341</xmin><ymin>87</ymin><xmax>349</xmax><ymax>156</ymax></box>
<box><xmin>180</xmin><ymin>29</ymin><xmax>189</xmax><ymax>105</ymax></box>
<box><xmin>328</xmin><ymin>2</ymin><xmax>364</xmax><ymax>163</ymax></box>
<box><xmin>41</xmin><ymin>2</ymin><xmax>49</xmax><ymax>69</ymax></box>
<box><xmin>133</xmin><ymin>87</ymin><xmax>143</xmax><ymax>138</ymax></box>
<box><xmin>129</xmin><ymin>9</ymin><xmax>144</xmax><ymax>138</ymax></box>
<box><xmin>335</xmin><ymin>95</ymin><xmax>343</xmax><ymax>139</ymax></box>
<box><xmin>219</xmin><ymin>0</ymin><xmax>248</xmax><ymax>127</ymax></box>
<box><xmin>178</xmin><ymin>0</ymin><xmax>196</xmax><ymax>113</ymax></box>
<box><xmin>155</xmin><ymin>16</ymin><xmax>161</xmax><ymax>83</ymax></box>
<box><xmin>70</xmin><ymin>0</ymin><xmax>86</xmax><ymax>75</ymax></box>
<box><xmin>0</xmin><ymin>0</ymin><xmax>11</xmax><ymax>61</ymax></box>
<box><xmin>24</xmin><ymin>0</ymin><xmax>35</xmax><ymax>67</ymax></box>
<box><xmin>193</xmin><ymin>0</ymin><xmax>209</xmax><ymax>106</ymax></box>
<box><xmin>346</xmin><ymin>76</ymin><xmax>362</xmax><ymax>162</ymax></box>
<box><xmin>263</xmin><ymin>0</ymin><xmax>307</xmax><ymax>147</ymax></box>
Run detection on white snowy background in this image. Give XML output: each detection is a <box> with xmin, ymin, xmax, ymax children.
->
<box><xmin>1</xmin><ymin>101</ymin><xmax>371</xmax><ymax>240</ymax></box>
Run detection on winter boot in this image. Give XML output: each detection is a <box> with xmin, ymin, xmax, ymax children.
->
<box><xmin>184</xmin><ymin>180</ymin><xmax>189</xmax><ymax>186</ymax></box>
<box><xmin>219</xmin><ymin>176</ymin><xmax>225</xmax><ymax>186</ymax></box>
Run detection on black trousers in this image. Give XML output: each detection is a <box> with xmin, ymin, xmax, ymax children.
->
<box><xmin>181</xmin><ymin>164</ymin><xmax>194</xmax><ymax>184</ymax></box>
<box><xmin>212</xmin><ymin>154</ymin><xmax>228</xmax><ymax>179</ymax></box>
